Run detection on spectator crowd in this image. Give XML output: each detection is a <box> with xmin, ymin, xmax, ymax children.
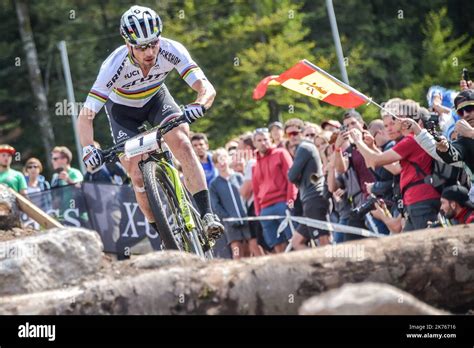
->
<box><xmin>1</xmin><ymin>78</ymin><xmax>474</xmax><ymax>259</ymax></box>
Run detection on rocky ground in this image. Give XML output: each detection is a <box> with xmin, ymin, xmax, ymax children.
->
<box><xmin>0</xmin><ymin>227</ymin><xmax>38</xmax><ymax>242</ymax></box>
<box><xmin>0</xmin><ymin>224</ymin><xmax>472</xmax><ymax>315</ymax></box>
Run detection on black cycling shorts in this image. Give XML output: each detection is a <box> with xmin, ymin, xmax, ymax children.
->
<box><xmin>104</xmin><ymin>84</ymin><xmax>183</xmax><ymax>144</ymax></box>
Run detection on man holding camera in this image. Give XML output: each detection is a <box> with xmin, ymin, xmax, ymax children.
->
<box><xmin>350</xmin><ymin>102</ymin><xmax>441</xmax><ymax>232</ymax></box>
<box><xmin>334</xmin><ymin>111</ymin><xmax>382</xmax><ymax>239</ymax></box>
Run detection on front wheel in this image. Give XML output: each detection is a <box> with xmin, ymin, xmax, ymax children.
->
<box><xmin>142</xmin><ymin>161</ymin><xmax>186</xmax><ymax>251</ymax></box>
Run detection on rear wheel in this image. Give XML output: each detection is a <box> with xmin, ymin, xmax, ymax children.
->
<box><xmin>142</xmin><ymin>161</ymin><xmax>190</xmax><ymax>251</ymax></box>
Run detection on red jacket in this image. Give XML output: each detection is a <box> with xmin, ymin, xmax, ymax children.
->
<box><xmin>252</xmin><ymin>147</ymin><xmax>298</xmax><ymax>216</ymax></box>
<box><xmin>454</xmin><ymin>207</ymin><xmax>474</xmax><ymax>224</ymax></box>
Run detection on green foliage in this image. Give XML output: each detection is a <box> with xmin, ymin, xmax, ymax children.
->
<box><xmin>1</xmin><ymin>0</ymin><xmax>473</xmax><ymax>165</ymax></box>
<box><xmin>401</xmin><ymin>7</ymin><xmax>474</xmax><ymax>103</ymax></box>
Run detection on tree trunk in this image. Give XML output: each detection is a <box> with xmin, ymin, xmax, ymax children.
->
<box><xmin>0</xmin><ymin>226</ymin><xmax>473</xmax><ymax>314</ymax></box>
<box><xmin>0</xmin><ymin>185</ymin><xmax>20</xmax><ymax>231</ymax></box>
<box><xmin>15</xmin><ymin>0</ymin><xmax>55</xmax><ymax>169</ymax></box>
<box><xmin>268</xmin><ymin>99</ymin><xmax>281</xmax><ymax>124</ymax></box>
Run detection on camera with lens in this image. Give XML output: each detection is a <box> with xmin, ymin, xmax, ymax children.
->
<box><xmin>427</xmin><ymin>220</ymin><xmax>443</xmax><ymax>228</ymax></box>
<box><xmin>422</xmin><ymin>112</ymin><xmax>439</xmax><ymax>131</ymax></box>
<box><xmin>351</xmin><ymin>196</ymin><xmax>378</xmax><ymax>218</ymax></box>
<box><xmin>418</xmin><ymin>108</ymin><xmax>442</xmax><ymax>141</ymax></box>
<box><xmin>424</xmin><ymin>113</ymin><xmax>442</xmax><ymax>141</ymax></box>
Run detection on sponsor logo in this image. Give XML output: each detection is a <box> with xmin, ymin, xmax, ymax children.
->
<box><xmin>162</xmin><ymin>104</ymin><xmax>172</xmax><ymax>113</ymax></box>
<box><xmin>124</xmin><ymin>70</ymin><xmax>140</xmax><ymax>79</ymax></box>
<box><xmin>121</xmin><ymin>72</ymin><xmax>167</xmax><ymax>89</ymax></box>
<box><xmin>159</xmin><ymin>48</ymin><xmax>181</xmax><ymax>65</ymax></box>
<box><xmin>117</xmin><ymin>130</ymin><xmax>128</xmax><ymax>140</ymax></box>
<box><xmin>106</xmin><ymin>58</ymin><xmax>127</xmax><ymax>88</ymax></box>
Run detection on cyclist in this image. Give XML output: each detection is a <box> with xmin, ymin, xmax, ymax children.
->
<box><xmin>77</xmin><ymin>5</ymin><xmax>224</xmax><ymax>239</ymax></box>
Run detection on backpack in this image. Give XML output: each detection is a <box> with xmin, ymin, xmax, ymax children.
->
<box><xmin>402</xmin><ymin>159</ymin><xmax>470</xmax><ymax>196</ymax></box>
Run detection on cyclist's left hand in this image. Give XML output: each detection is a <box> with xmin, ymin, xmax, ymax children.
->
<box><xmin>183</xmin><ymin>103</ymin><xmax>206</xmax><ymax>124</ymax></box>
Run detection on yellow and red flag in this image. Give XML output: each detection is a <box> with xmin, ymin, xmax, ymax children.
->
<box><xmin>253</xmin><ymin>59</ymin><xmax>370</xmax><ymax>108</ymax></box>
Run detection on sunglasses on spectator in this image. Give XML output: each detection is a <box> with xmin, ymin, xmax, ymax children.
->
<box><xmin>253</xmin><ymin>127</ymin><xmax>269</xmax><ymax>136</ymax></box>
<box><xmin>133</xmin><ymin>40</ymin><xmax>159</xmax><ymax>52</ymax></box>
<box><xmin>286</xmin><ymin>131</ymin><xmax>301</xmax><ymax>137</ymax></box>
<box><xmin>457</xmin><ymin>105</ymin><xmax>474</xmax><ymax>117</ymax></box>
<box><xmin>305</xmin><ymin>133</ymin><xmax>316</xmax><ymax>138</ymax></box>
<box><xmin>27</xmin><ymin>165</ymin><xmax>40</xmax><ymax>169</ymax></box>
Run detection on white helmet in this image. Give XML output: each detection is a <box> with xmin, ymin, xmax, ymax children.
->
<box><xmin>120</xmin><ymin>5</ymin><xmax>162</xmax><ymax>45</ymax></box>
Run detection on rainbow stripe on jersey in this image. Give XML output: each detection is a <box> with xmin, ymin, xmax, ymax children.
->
<box><xmin>83</xmin><ymin>38</ymin><xmax>207</xmax><ymax>113</ymax></box>
<box><xmin>88</xmin><ymin>90</ymin><xmax>108</xmax><ymax>103</ymax></box>
<box><xmin>113</xmin><ymin>81</ymin><xmax>164</xmax><ymax>100</ymax></box>
<box><xmin>180</xmin><ymin>64</ymin><xmax>200</xmax><ymax>81</ymax></box>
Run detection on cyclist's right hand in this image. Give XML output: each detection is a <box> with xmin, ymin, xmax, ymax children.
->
<box><xmin>183</xmin><ymin>103</ymin><xmax>206</xmax><ymax>124</ymax></box>
<box><xmin>83</xmin><ymin>144</ymin><xmax>104</xmax><ymax>172</ymax></box>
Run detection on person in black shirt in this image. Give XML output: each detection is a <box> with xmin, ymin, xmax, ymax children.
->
<box><xmin>437</xmin><ymin>89</ymin><xmax>474</xmax><ymax>175</ymax></box>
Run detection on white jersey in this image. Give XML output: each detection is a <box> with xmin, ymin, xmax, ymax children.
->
<box><xmin>84</xmin><ymin>37</ymin><xmax>206</xmax><ymax>113</ymax></box>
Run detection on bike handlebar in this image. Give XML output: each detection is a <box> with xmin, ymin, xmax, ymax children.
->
<box><xmin>102</xmin><ymin>115</ymin><xmax>187</xmax><ymax>163</ymax></box>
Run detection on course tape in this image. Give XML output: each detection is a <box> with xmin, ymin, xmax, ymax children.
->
<box><xmin>223</xmin><ymin>210</ymin><xmax>386</xmax><ymax>239</ymax></box>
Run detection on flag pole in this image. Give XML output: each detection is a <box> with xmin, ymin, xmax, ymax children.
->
<box><xmin>364</xmin><ymin>98</ymin><xmax>400</xmax><ymax>120</ymax></box>
<box><xmin>326</xmin><ymin>0</ymin><xmax>350</xmax><ymax>85</ymax></box>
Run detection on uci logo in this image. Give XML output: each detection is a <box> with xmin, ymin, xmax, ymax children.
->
<box><xmin>124</xmin><ymin>70</ymin><xmax>139</xmax><ymax>79</ymax></box>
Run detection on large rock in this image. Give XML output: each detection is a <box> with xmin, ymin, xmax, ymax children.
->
<box><xmin>0</xmin><ymin>227</ymin><xmax>103</xmax><ymax>296</ymax></box>
<box><xmin>299</xmin><ymin>282</ymin><xmax>448</xmax><ymax>315</ymax></box>
<box><xmin>0</xmin><ymin>184</ymin><xmax>20</xmax><ymax>230</ymax></box>
<box><xmin>0</xmin><ymin>251</ymin><xmax>207</xmax><ymax>315</ymax></box>
<box><xmin>0</xmin><ymin>226</ymin><xmax>473</xmax><ymax>315</ymax></box>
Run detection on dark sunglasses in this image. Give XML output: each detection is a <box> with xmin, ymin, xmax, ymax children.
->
<box><xmin>457</xmin><ymin>105</ymin><xmax>474</xmax><ymax>117</ymax></box>
<box><xmin>27</xmin><ymin>165</ymin><xmax>40</xmax><ymax>169</ymax></box>
<box><xmin>133</xmin><ymin>40</ymin><xmax>159</xmax><ymax>52</ymax></box>
<box><xmin>286</xmin><ymin>131</ymin><xmax>301</xmax><ymax>137</ymax></box>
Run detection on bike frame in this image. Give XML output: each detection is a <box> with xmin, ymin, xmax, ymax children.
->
<box><xmin>102</xmin><ymin>116</ymin><xmax>213</xmax><ymax>258</ymax></box>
